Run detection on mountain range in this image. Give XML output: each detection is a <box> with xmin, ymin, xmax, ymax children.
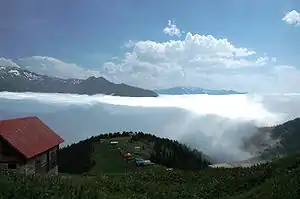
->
<box><xmin>0</xmin><ymin>66</ymin><xmax>248</xmax><ymax>97</ymax></box>
<box><xmin>0</xmin><ymin>66</ymin><xmax>158</xmax><ymax>97</ymax></box>
<box><xmin>155</xmin><ymin>87</ymin><xmax>246</xmax><ymax>95</ymax></box>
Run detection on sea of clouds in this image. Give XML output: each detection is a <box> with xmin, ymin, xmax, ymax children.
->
<box><xmin>1</xmin><ymin>92</ymin><xmax>300</xmax><ymax>163</ymax></box>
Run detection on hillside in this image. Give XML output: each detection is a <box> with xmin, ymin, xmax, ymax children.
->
<box><xmin>0</xmin><ymin>66</ymin><xmax>158</xmax><ymax>97</ymax></box>
<box><xmin>242</xmin><ymin>117</ymin><xmax>300</xmax><ymax>161</ymax></box>
<box><xmin>259</xmin><ymin>117</ymin><xmax>300</xmax><ymax>159</ymax></box>
<box><xmin>58</xmin><ymin>132</ymin><xmax>212</xmax><ymax>175</ymax></box>
<box><xmin>1</xmin><ymin>152</ymin><xmax>300</xmax><ymax>199</ymax></box>
<box><xmin>155</xmin><ymin>86</ymin><xmax>246</xmax><ymax>95</ymax></box>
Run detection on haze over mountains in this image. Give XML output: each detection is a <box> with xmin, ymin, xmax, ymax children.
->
<box><xmin>155</xmin><ymin>87</ymin><xmax>246</xmax><ymax>95</ymax></box>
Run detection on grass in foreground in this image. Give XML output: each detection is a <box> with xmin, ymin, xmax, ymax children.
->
<box><xmin>1</xmin><ymin>153</ymin><xmax>300</xmax><ymax>199</ymax></box>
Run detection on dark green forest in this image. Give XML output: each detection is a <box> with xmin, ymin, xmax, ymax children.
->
<box><xmin>131</xmin><ymin>132</ymin><xmax>211</xmax><ymax>170</ymax></box>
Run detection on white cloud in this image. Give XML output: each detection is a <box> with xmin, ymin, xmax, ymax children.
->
<box><xmin>0</xmin><ymin>58</ymin><xmax>20</xmax><ymax>68</ymax></box>
<box><xmin>101</xmin><ymin>32</ymin><xmax>300</xmax><ymax>93</ymax></box>
<box><xmin>282</xmin><ymin>10</ymin><xmax>300</xmax><ymax>26</ymax></box>
<box><xmin>16</xmin><ymin>56</ymin><xmax>102</xmax><ymax>79</ymax></box>
<box><xmin>163</xmin><ymin>20</ymin><xmax>184</xmax><ymax>37</ymax></box>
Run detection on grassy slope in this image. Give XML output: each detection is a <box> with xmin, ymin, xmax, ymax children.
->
<box><xmin>1</xmin><ymin>153</ymin><xmax>300</xmax><ymax>199</ymax></box>
<box><xmin>89</xmin><ymin>136</ymin><xmax>164</xmax><ymax>174</ymax></box>
<box><xmin>58</xmin><ymin>132</ymin><xmax>212</xmax><ymax>175</ymax></box>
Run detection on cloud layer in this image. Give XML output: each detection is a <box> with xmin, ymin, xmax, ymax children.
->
<box><xmin>1</xmin><ymin>92</ymin><xmax>300</xmax><ymax>162</ymax></box>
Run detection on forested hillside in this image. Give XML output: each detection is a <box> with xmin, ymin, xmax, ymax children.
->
<box><xmin>259</xmin><ymin>117</ymin><xmax>300</xmax><ymax>159</ymax></box>
<box><xmin>131</xmin><ymin>132</ymin><xmax>211</xmax><ymax>170</ymax></box>
<box><xmin>58</xmin><ymin>131</ymin><xmax>211</xmax><ymax>174</ymax></box>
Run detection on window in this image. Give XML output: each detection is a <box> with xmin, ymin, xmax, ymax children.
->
<box><xmin>51</xmin><ymin>151</ymin><xmax>57</xmax><ymax>168</ymax></box>
<box><xmin>35</xmin><ymin>159</ymin><xmax>41</xmax><ymax>168</ymax></box>
<box><xmin>7</xmin><ymin>164</ymin><xmax>16</xmax><ymax>169</ymax></box>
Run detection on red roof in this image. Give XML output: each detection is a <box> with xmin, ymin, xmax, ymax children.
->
<box><xmin>0</xmin><ymin>116</ymin><xmax>64</xmax><ymax>159</ymax></box>
<box><xmin>123</xmin><ymin>153</ymin><xmax>132</xmax><ymax>158</ymax></box>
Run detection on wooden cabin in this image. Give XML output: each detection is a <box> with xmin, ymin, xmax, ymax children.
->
<box><xmin>0</xmin><ymin>116</ymin><xmax>64</xmax><ymax>175</ymax></box>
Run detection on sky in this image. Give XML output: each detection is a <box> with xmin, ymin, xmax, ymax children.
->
<box><xmin>1</xmin><ymin>0</ymin><xmax>300</xmax><ymax>93</ymax></box>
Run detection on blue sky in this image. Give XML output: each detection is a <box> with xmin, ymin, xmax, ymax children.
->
<box><xmin>1</xmin><ymin>0</ymin><xmax>300</xmax><ymax>92</ymax></box>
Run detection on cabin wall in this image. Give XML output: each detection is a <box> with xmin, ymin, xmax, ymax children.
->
<box><xmin>0</xmin><ymin>139</ymin><xmax>3</xmax><ymax>156</ymax></box>
<box><xmin>47</xmin><ymin>146</ymin><xmax>58</xmax><ymax>175</ymax></box>
<box><xmin>0</xmin><ymin>139</ymin><xmax>3</xmax><ymax>169</ymax></box>
<box><xmin>19</xmin><ymin>149</ymin><xmax>51</xmax><ymax>175</ymax></box>
<box><xmin>18</xmin><ymin>159</ymin><xmax>35</xmax><ymax>175</ymax></box>
<box><xmin>0</xmin><ymin>139</ymin><xmax>60</xmax><ymax>175</ymax></box>
<box><xmin>0</xmin><ymin>138</ymin><xmax>25</xmax><ymax>175</ymax></box>
<box><xmin>12</xmin><ymin>147</ymin><xmax>59</xmax><ymax>175</ymax></box>
<box><xmin>34</xmin><ymin>149</ymin><xmax>50</xmax><ymax>175</ymax></box>
<box><xmin>0</xmin><ymin>138</ymin><xmax>23</xmax><ymax>162</ymax></box>
<box><xmin>0</xmin><ymin>139</ymin><xmax>5</xmax><ymax>173</ymax></box>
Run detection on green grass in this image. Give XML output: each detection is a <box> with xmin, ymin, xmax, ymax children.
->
<box><xmin>58</xmin><ymin>132</ymin><xmax>212</xmax><ymax>174</ymax></box>
<box><xmin>1</xmin><ymin>153</ymin><xmax>300</xmax><ymax>199</ymax></box>
<box><xmin>89</xmin><ymin>136</ymin><xmax>163</xmax><ymax>174</ymax></box>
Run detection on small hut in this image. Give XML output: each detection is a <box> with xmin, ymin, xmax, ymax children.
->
<box><xmin>134</xmin><ymin>146</ymin><xmax>141</xmax><ymax>150</ymax></box>
<box><xmin>0</xmin><ymin>116</ymin><xmax>64</xmax><ymax>175</ymax></box>
<box><xmin>110</xmin><ymin>141</ymin><xmax>119</xmax><ymax>145</ymax></box>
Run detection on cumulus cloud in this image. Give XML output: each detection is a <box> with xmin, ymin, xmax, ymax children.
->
<box><xmin>101</xmin><ymin>32</ymin><xmax>300</xmax><ymax>93</ymax></box>
<box><xmin>163</xmin><ymin>20</ymin><xmax>184</xmax><ymax>37</ymax></box>
<box><xmin>282</xmin><ymin>10</ymin><xmax>300</xmax><ymax>26</ymax></box>
<box><xmin>1</xmin><ymin>92</ymin><xmax>299</xmax><ymax>162</ymax></box>
<box><xmin>16</xmin><ymin>56</ymin><xmax>102</xmax><ymax>79</ymax></box>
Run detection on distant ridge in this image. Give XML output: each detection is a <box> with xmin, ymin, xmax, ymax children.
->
<box><xmin>155</xmin><ymin>87</ymin><xmax>247</xmax><ymax>95</ymax></box>
<box><xmin>0</xmin><ymin>66</ymin><xmax>158</xmax><ymax>97</ymax></box>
